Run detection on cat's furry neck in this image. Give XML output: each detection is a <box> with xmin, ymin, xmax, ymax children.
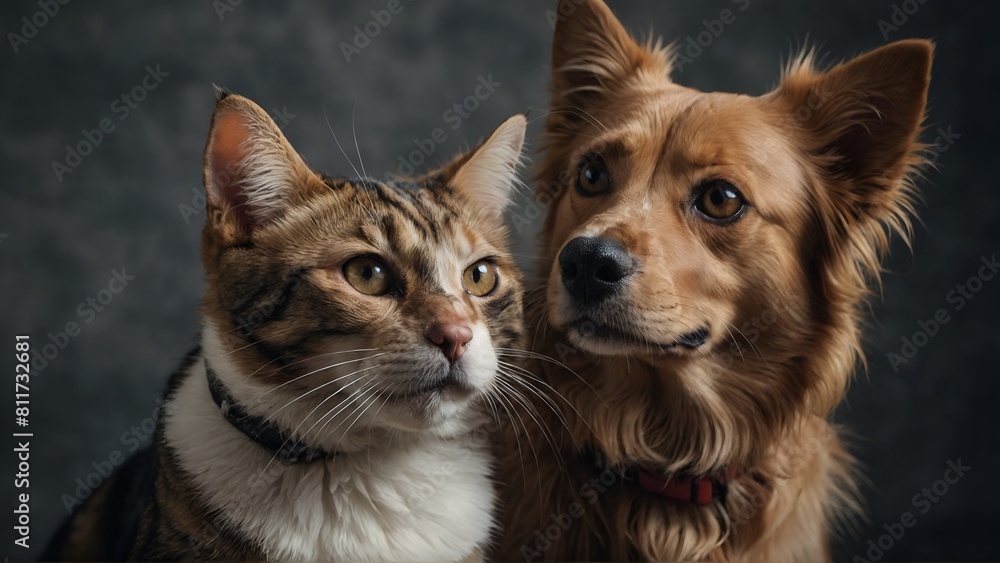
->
<box><xmin>160</xmin><ymin>324</ymin><xmax>495</xmax><ymax>561</ymax></box>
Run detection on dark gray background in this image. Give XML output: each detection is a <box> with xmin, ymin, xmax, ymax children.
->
<box><xmin>1</xmin><ymin>1</ymin><xmax>996</xmax><ymax>560</ymax></box>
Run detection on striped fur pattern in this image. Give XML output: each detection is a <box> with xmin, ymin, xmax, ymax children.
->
<box><xmin>47</xmin><ymin>92</ymin><xmax>527</xmax><ymax>561</ymax></box>
<box><xmin>493</xmin><ymin>1</ymin><xmax>932</xmax><ymax>561</ymax></box>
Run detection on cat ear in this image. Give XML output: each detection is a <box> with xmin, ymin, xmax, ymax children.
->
<box><xmin>203</xmin><ymin>88</ymin><xmax>322</xmax><ymax>241</ymax></box>
<box><xmin>446</xmin><ymin>114</ymin><xmax>527</xmax><ymax>224</ymax></box>
<box><xmin>550</xmin><ymin>0</ymin><xmax>667</xmax><ymax>117</ymax></box>
<box><xmin>771</xmin><ymin>40</ymin><xmax>932</xmax><ymax>212</ymax></box>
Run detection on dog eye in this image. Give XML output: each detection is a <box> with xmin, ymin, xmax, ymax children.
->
<box><xmin>344</xmin><ymin>256</ymin><xmax>391</xmax><ymax>296</ymax></box>
<box><xmin>462</xmin><ymin>260</ymin><xmax>499</xmax><ymax>297</ymax></box>
<box><xmin>576</xmin><ymin>154</ymin><xmax>611</xmax><ymax>196</ymax></box>
<box><xmin>694</xmin><ymin>180</ymin><xmax>746</xmax><ymax>222</ymax></box>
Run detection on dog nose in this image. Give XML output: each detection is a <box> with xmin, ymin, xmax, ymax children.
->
<box><xmin>559</xmin><ymin>236</ymin><xmax>635</xmax><ymax>303</ymax></box>
<box><xmin>425</xmin><ymin>322</ymin><xmax>473</xmax><ymax>363</ymax></box>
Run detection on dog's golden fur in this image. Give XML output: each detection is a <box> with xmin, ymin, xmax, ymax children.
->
<box><xmin>493</xmin><ymin>1</ymin><xmax>932</xmax><ymax>560</ymax></box>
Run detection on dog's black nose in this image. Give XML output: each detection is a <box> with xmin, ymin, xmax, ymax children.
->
<box><xmin>559</xmin><ymin>236</ymin><xmax>635</xmax><ymax>304</ymax></box>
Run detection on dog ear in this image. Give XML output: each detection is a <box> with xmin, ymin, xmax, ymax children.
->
<box><xmin>550</xmin><ymin>0</ymin><xmax>665</xmax><ymax>118</ymax></box>
<box><xmin>769</xmin><ymin>42</ymin><xmax>932</xmax><ymax>412</ymax></box>
<box><xmin>772</xmin><ymin>40</ymin><xmax>933</xmax><ymax>220</ymax></box>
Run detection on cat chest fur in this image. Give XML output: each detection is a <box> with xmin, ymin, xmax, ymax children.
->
<box><xmin>164</xmin><ymin>359</ymin><xmax>497</xmax><ymax>561</ymax></box>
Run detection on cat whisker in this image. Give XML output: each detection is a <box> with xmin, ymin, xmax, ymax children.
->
<box><xmin>505</xmin><ymin>380</ymin><xmax>576</xmax><ymax>455</ymax></box>
<box><xmin>529</xmin><ymin>304</ymin><xmax>551</xmax><ymax>352</ymax></box>
<box><xmin>493</xmin><ymin>379</ymin><xmax>552</xmax><ymax>470</ymax></box>
<box><xmin>276</xmin><ymin>370</ymin><xmax>381</xmax><ymax>447</ymax></box>
<box><xmin>242</xmin><ymin>347</ymin><xmax>382</xmax><ymax>382</ymax></box>
<box><xmin>365</xmin><ymin>380</ymin><xmax>403</xmax><ymax>467</ymax></box>
<box><xmin>496</xmin><ymin>348</ymin><xmax>609</xmax><ymax>408</ymax></box>
<box><xmin>255</xmin><ymin>363</ymin><xmax>384</xmax><ymax>427</ymax></box>
<box><xmin>505</xmin><ymin>253</ymin><xmax>556</xmax><ymax>264</ymax></box>
<box><xmin>351</xmin><ymin>101</ymin><xmax>371</xmax><ymax>187</ymax></box>
<box><xmin>251</xmin><ymin>353</ymin><xmax>385</xmax><ymax>400</ymax></box>
<box><xmin>491</xmin><ymin>379</ymin><xmax>562</xmax><ymax>506</ymax></box>
<box><xmin>298</xmin><ymin>378</ymin><xmax>381</xmax><ymax>448</ymax></box>
<box><xmin>221</xmin><ymin>336</ymin><xmax>267</xmax><ymax>354</ymax></box>
<box><xmin>485</xmin><ymin>381</ymin><xmax>534</xmax><ymax>497</ymax></box>
<box><xmin>496</xmin><ymin>360</ymin><xmax>583</xmax><ymax>439</ymax></box>
<box><xmin>251</xmin><ymin>373</ymin><xmax>382</xmax><ymax>488</ymax></box>
<box><xmin>377</xmin><ymin>426</ymin><xmax>400</xmax><ymax>466</ymax></box>
<box><xmin>332</xmin><ymin>388</ymin><xmax>386</xmax><ymax>453</ymax></box>
<box><xmin>493</xmin><ymin>376</ymin><xmax>565</xmax><ymax>474</ymax></box>
<box><xmin>479</xmin><ymin>388</ymin><xmax>505</xmax><ymax>445</ymax></box>
<box><xmin>315</xmin><ymin>379</ymin><xmax>386</xmax><ymax>450</ymax></box>
<box><xmin>526</xmin><ymin>107</ymin><xmax>610</xmax><ymax>133</ymax></box>
<box><xmin>350</xmin><ymin>100</ymin><xmax>381</xmax><ymax>220</ymax></box>
<box><xmin>323</xmin><ymin>103</ymin><xmax>377</xmax><ymax>222</ymax></box>
<box><xmin>548</xmin><ymin>126</ymin><xmax>608</xmax><ymax>143</ymax></box>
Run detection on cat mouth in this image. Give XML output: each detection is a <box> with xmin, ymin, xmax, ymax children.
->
<box><xmin>388</xmin><ymin>372</ymin><xmax>477</xmax><ymax>401</ymax></box>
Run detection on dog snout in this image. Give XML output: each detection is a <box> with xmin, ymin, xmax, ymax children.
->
<box><xmin>558</xmin><ymin>236</ymin><xmax>636</xmax><ymax>304</ymax></box>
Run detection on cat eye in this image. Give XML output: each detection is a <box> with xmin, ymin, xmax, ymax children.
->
<box><xmin>463</xmin><ymin>260</ymin><xmax>499</xmax><ymax>297</ymax></box>
<box><xmin>343</xmin><ymin>256</ymin><xmax>391</xmax><ymax>296</ymax></box>
<box><xmin>694</xmin><ymin>180</ymin><xmax>747</xmax><ymax>223</ymax></box>
<box><xmin>576</xmin><ymin>154</ymin><xmax>611</xmax><ymax>196</ymax></box>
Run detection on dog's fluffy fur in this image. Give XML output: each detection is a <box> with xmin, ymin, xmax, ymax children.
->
<box><xmin>493</xmin><ymin>1</ymin><xmax>932</xmax><ymax>561</ymax></box>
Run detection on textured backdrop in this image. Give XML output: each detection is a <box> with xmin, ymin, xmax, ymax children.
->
<box><xmin>1</xmin><ymin>1</ymin><xmax>996</xmax><ymax>560</ymax></box>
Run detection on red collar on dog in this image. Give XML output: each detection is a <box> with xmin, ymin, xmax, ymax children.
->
<box><xmin>582</xmin><ymin>446</ymin><xmax>741</xmax><ymax>505</ymax></box>
<box><xmin>636</xmin><ymin>467</ymin><xmax>741</xmax><ymax>505</ymax></box>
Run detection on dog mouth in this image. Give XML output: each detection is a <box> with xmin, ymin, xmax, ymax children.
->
<box><xmin>568</xmin><ymin>318</ymin><xmax>710</xmax><ymax>354</ymax></box>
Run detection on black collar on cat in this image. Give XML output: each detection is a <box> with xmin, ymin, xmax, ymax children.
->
<box><xmin>204</xmin><ymin>360</ymin><xmax>337</xmax><ymax>464</ymax></box>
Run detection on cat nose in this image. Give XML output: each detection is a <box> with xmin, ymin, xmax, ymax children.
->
<box><xmin>559</xmin><ymin>236</ymin><xmax>636</xmax><ymax>304</ymax></box>
<box><xmin>425</xmin><ymin>322</ymin><xmax>473</xmax><ymax>363</ymax></box>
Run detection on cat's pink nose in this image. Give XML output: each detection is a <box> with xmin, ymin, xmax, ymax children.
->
<box><xmin>425</xmin><ymin>322</ymin><xmax>473</xmax><ymax>363</ymax></box>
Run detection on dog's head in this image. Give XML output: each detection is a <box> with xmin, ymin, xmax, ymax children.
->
<box><xmin>537</xmin><ymin>0</ymin><xmax>931</xmax><ymax>470</ymax></box>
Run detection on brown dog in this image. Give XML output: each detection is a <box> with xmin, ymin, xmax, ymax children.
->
<box><xmin>493</xmin><ymin>1</ymin><xmax>932</xmax><ymax>560</ymax></box>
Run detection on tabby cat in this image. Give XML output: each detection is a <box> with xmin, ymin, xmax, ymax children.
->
<box><xmin>44</xmin><ymin>90</ymin><xmax>527</xmax><ymax>561</ymax></box>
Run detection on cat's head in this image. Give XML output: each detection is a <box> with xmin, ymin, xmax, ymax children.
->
<box><xmin>198</xmin><ymin>90</ymin><xmax>525</xmax><ymax>445</ymax></box>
